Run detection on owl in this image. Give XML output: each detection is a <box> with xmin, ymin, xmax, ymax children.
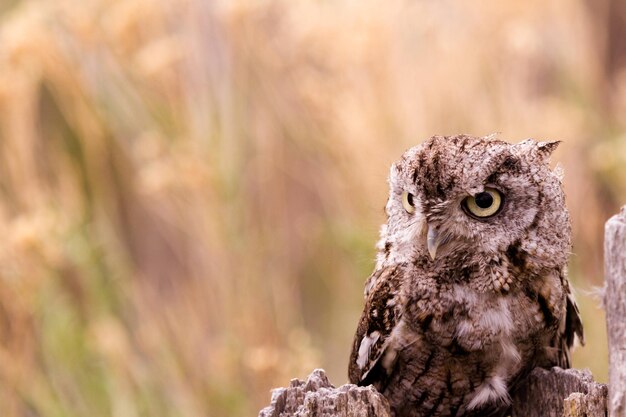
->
<box><xmin>348</xmin><ymin>134</ymin><xmax>583</xmax><ymax>417</ymax></box>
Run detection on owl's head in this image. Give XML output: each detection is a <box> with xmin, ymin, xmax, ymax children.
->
<box><xmin>377</xmin><ymin>134</ymin><xmax>571</xmax><ymax>275</ymax></box>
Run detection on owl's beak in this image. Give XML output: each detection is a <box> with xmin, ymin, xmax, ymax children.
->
<box><xmin>427</xmin><ymin>224</ymin><xmax>441</xmax><ymax>260</ymax></box>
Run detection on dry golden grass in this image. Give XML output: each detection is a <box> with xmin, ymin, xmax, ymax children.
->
<box><xmin>0</xmin><ymin>0</ymin><xmax>624</xmax><ymax>415</ymax></box>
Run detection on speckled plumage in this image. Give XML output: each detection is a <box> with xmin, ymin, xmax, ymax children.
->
<box><xmin>348</xmin><ymin>135</ymin><xmax>583</xmax><ymax>417</ymax></box>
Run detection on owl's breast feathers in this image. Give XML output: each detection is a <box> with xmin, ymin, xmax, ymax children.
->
<box><xmin>348</xmin><ymin>263</ymin><xmax>584</xmax><ymax>416</ymax></box>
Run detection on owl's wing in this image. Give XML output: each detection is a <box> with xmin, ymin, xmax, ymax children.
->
<box><xmin>348</xmin><ymin>265</ymin><xmax>405</xmax><ymax>388</ymax></box>
<box><xmin>534</xmin><ymin>270</ymin><xmax>584</xmax><ymax>369</ymax></box>
<box><xmin>557</xmin><ymin>281</ymin><xmax>584</xmax><ymax>367</ymax></box>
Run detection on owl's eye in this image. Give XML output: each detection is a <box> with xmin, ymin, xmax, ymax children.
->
<box><xmin>463</xmin><ymin>188</ymin><xmax>503</xmax><ymax>218</ymax></box>
<box><xmin>402</xmin><ymin>191</ymin><xmax>416</xmax><ymax>214</ymax></box>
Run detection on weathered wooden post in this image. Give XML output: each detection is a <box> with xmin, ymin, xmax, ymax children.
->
<box><xmin>511</xmin><ymin>367</ymin><xmax>607</xmax><ymax>417</ymax></box>
<box><xmin>605</xmin><ymin>206</ymin><xmax>626</xmax><ymax>417</ymax></box>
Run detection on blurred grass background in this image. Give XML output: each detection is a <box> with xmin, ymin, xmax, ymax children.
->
<box><xmin>0</xmin><ymin>0</ymin><xmax>624</xmax><ymax>415</ymax></box>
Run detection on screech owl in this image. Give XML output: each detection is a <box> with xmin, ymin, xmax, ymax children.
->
<box><xmin>348</xmin><ymin>134</ymin><xmax>584</xmax><ymax>417</ymax></box>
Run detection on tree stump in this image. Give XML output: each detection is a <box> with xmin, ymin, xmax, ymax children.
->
<box><xmin>259</xmin><ymin>368</ymin><xmax>607</xmax><ymax>417</ymax></box>
<box><xmin>511</xmin><ymin>367</ymin><xmax>607</xmax><ymax>417</ymax></box>
<box><xmin>258</xmin><ymin>369</ymin><xmax>391</xmax><ymax>417</ymax></box>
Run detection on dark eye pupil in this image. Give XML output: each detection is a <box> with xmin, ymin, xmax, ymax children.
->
<box><xmin>474</xmin><ymin>192</ymin><xmax>493</xmax><ymax>209</ymax></box>
<box><xmin>407</xmin><ymin>193</ymin><xmax>414</xmax><ymax>206</ymax></box>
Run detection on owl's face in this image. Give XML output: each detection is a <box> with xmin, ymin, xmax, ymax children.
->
<box><xmin>377</xmin><ymin>135</ymin><xmax>571</xmax><ymax>274</ymax></box>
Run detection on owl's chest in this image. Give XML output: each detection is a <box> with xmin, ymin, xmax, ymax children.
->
<box><xmin>406</xmin><ymin>281</ymin><xmax>534</xmax><ymax>361</ymax></box>
<box><xmin>389</xmin><ymin>286</ymin><xmax>531</xmax><ymax>415</ymax></box>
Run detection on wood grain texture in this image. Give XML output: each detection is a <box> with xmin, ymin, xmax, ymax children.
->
<box><xmin>258</xmin><ymin>369</ymin><xmax>392</xmax><ymax>417</ymax></box>
<box><xmin>511</xmin><ymin>367</ymin><xmax>607</xmax><ymax>417</ymax></box>
<box><xmin>605</xmin><ymin>206</ymin><xmax>626</xmax><ymax>417</ymax></box>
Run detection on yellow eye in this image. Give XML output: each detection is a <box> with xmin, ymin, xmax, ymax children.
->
<box><xmin>463</xmin><ymin>188</ymin><xmax>503</xmax><ymax>218</ymax></box>
<box><xmin>402</xmin><ymin>191</ymin><xmax>416</xmax><ymax>214</ymax></box>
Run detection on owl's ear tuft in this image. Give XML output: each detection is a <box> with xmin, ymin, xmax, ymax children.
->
<box><xmin>536</xmin><ymin>141</ymin><xmax>561</xmax><ymax>158</ymax></box>
<box><xmin>516</xmin><ymin>139</ymin><xmax>561</xmax><ymax>163</ymax></box>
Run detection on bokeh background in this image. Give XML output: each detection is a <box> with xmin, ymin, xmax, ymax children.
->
<box><xmin>0</xmin><ymin>0</ymin><xmax>624</xmax><ymax>415</ymax></box>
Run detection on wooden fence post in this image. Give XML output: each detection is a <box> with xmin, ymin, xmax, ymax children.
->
<box><xmin>605</xmin><ymin>206</ymin><xmax>626</xmax><ymax>417</ymax></box>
